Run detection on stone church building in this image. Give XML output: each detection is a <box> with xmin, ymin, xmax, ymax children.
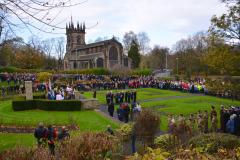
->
<box><xmin>64</xmin><ymin>22</ymin><xmax>132</xmax><ymax>70</ymax></box>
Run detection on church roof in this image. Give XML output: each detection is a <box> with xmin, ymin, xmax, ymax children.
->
<box><xmin>71</xmin><ymin>37</ymin><xmax>122</xmax><ymax>53</ymax></box>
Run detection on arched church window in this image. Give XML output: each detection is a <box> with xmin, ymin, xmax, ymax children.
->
<box><xmin>109</xmin><ymin>46</ymin><xmax>118</xmax><ymax>61</ymax></box>
<box><xmin>96</xmin><ymin>58</ymin><xmax>104</xmax><ymax>68</ymax></box>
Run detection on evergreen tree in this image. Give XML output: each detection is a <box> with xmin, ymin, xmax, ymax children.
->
<box><xmin>128</xmin><ymin>40</ymin><xmax>141</xmax><ymax>68</ymax></box>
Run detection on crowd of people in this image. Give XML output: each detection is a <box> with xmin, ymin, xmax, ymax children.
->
<box><xmin>105</xmin><ymin>90</ymin><xmax>141</xmax><ymax>123</ymax></box>
<box><xmin>47</xmin><ymin>85</ymin><xmax>75</xmax><ymax>100</ymax></box>
<box><xmin>34</xmin><ymin>123</ymin><xmax>70</xmax><ymax>155</ymax></box>
<box><xmin>220</xmin><ymin>105</ymin><xmax>240</xmax><ymax>136</ymax></box>
<box><xmin>167</xmin><ymin>105</ymin><xmax>240</xmax><ymax>137</ymax></box>
<box><xmin>0</xmin><ymin>72</ymin><xmax>209</xmax><ymax>99</ymax></box>
<box><xmin>167</xmin><ymin>106</ymin><xmax>218</xmax><ymax>136</ymax></box>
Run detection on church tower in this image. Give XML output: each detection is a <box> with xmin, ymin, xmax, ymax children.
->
<box><xmin>66</xmin><ymin>21</ymin><xmax>86</xmax><ymax>52</ymax></box>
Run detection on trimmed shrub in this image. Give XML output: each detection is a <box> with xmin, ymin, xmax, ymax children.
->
<box><xmin>189</xmin><ymin>133</ymin><xmax>240</xmax><ymax>154</ymax></box>
<box><xmin>134</xmin><ymin>109</ymin><xmax>160</xmax><ymax>146</ymax></box>
<box><xmin>37</xmin><ymin>100</ymin><xmax>82</xmax><ymax>111</ymax></box>
<box><xmin>12</xmin><ymin>100</ymin><xmax>36</xmax><ymax>111</ymax></box>
<box><xmin>12</xmin><ymin>100</ymin><xmax>82</xmax><ymax>111</ymax></box>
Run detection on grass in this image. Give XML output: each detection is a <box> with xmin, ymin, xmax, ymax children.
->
<box><xmin>83</xmin><ymin>88</ymin><xmax>240</xmax><ymax>131</ymax></box>
<box><xmin>1</xmin><ymin>88</ymin><xmax>240</xmax><ymax>152</ymax></box>
<box><xmin>0</xmin><ymin>133</ymin><xmax>35</xmax><ymax>152</ymax></box>
<box><xmin>0</xmin><ymin>100</ymin><xmax>119</xmax><ymax>131</ymax></box>
<box><xmin>83</xmin><ymin>88</ymin><xmax>190</xmax><ymax>104</ymax></box>
<box><xmin>0</xmin><ymin>130</ymin><xmax>89</xmax><ymax>153</ymax></box>
<box><xmin>0</xmin><ymin>99</ymin><xmax>119</xmax><ymax>152</ymax></box>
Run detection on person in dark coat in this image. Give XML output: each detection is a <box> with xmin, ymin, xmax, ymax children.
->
<box><xmin>34</xmin><ymin>122</ymin><xmax>47</xmax><ymax>147</ymax></box>
<box><xmin>220</xmin><ymin>106</ymin><xmax>225</xmax><ymax>132</ymax></box>
<box><xmin>106</xmin><ymin>92</ymin><xmax>111</xmax><ymax>105</ymax></box>
<box><xmin>120</xmin><ymin>91</ymin><xmax>124</xmax><ymax>103</ymax></box>
<box><xmin>47</xmin><ymin>125</ymin><xmax>57</xmax><ymax>155</ymax></box>
<box><xmin>93</xmin><ymin>90</ymin><xmax>96</xmax><ymax>98</ymax></box>
<box><xmin>108</xmin><ymin>102</ymin><xmax>114</xmax><ymax>117</ymax></box>
<box><xmin>133</xmin><ymin>90</ymin><xmax>137</xmax><ymax>102</ymax></box>
<box><xmin>127</xmin><ymin>91</ymin><xmax>131</xmax><ymax>103</ymax></box>
<box><xmin>117</xmin><ymin>107</ymin><xmax>124</xmax><ymax>121</ymax></box>
<box><xmin>124</xmin><ymin>91</ymin><xmax>128</xmax><ymax>102</ymax></box>
<box><xmin>58</xmin><ymin>126</ymin><xmax>70</xmax><ymax>141</ymax></box>
<box><xmin>223</xmin><ymin>110</ymin><xmax>230</xmax><ymax>133</ymax></box>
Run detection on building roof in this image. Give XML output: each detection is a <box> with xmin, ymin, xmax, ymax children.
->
<box><xmin>71</xmin><ymin>37</ymin><xmax>122</xmax><ymax>53</ymax></box>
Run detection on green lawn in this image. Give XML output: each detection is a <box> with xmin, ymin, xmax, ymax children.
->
<box><xmin>83</xmin><ymin>88</ymin><xmax>240</xmax><ymax>131</ymax></box>
<box><xmin>0</xmin><ymin>133</ymin><xmax>35</xmax><ymax>152</ymax></box>
<box><xmin>0</xmin><ymin>100</ymin><xmax>119</xmax><ymax>131</ymax></box>
<box><xmin>83</xmin><ymin>88</ymin><xmax>190</xmax><ymax>104</ymax></box>
<box><xmin>0</xmin><ymin>130</ymin><xmax>85</xmax><ymax>153</ymax></box>
<box><xmin>1</xmin><ymin>88</ymin><xmax>240</xmax><ymax>152</ymax></box>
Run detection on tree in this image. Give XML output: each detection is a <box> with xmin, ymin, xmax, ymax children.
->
<box><xmin>209</xmin><ymin>0</ymin><xmax>240</xmax><ymax>46</ymax></box>
<box><xmin>128</xmin><ymin>40</ymin><xmax>140</xmax><ymax>68</ymax></box>
<box><xmin>14</xmin><ymin>45</ymin><xmax>45</xmax><ymax>69</ymax></box>
<box><xmin>123</xmin><ymin>31</ymin><xmax>151</xmax><ymax>55</ymax></box>
<box><xmin>54</xmin><ymin>37</ymin><xmax>65</xmax><ymax>70</ymax></box>
<box><xmin>123</xmin><ymin>31</ymin><xmax>138</xmax><ymax>53</ymax></box>
<box><xmin>138</xmin><ymin>32</ymin><xmax>150</xmax><ymax>54</ymax></box>
<box><xmin>0</xmin><ymin>0</ymin><xmax>86</xmax><ymax>39</ymax></box>
<box><xmin>203</xmin><ymin>43</ymin><xmax>240</xmax><ymax>75</ymax></box>
<box><xmin>140</xmin><ymin>46</ymin><xmax>169</xmax><ymax>70</ymax></box>
<box><xmin>172</xmin><ymin>32</ymin><xmax>208</xmax><ymax>75</ymax></box>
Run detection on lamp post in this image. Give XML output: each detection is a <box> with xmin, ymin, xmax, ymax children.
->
<box><xmin>176</xmin><ymin>57</ymin><xmax>179</xmax><ymax>75</ymax></box>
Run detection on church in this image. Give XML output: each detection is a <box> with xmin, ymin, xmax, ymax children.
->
<box><xmin>64</xmin><ymin>22</ymin><xmax>132</xmax><ymax>70</ymax></box>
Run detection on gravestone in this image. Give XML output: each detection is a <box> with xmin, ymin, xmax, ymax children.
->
<box><xmin>80</xmin><ymin>98</ymin><xmax>99</xmax><ymax>110</ymax></box>
<box><xmin>25</xmin><ymin>81</ymin><xmax>33</xmax><ymax>100</ymax></box>
<box><xmin>74</xmin><ymin>91</ymin><xmax>81</xmax><ymax>100</ymax></box>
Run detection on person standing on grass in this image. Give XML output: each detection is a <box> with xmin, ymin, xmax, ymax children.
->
<box><xmin>93</xmin><ymin>90</ymin><xmax>96</xmax><ymax>98</ymax></box>
<box><xmin>58</xmin><ymin>126</ymin><xmax>70</xmax><ymax>141</ymax></box>
<box><xmin>211</xmin><ymin>115</ymin><xmax>218</xmax><ymax>132</ymax></box>
<box><xmin>108</xmin><ymin>101</ymin><xmax>115</xmax><ymax>117</ymax></box>
<box><xmin>203</xmin><ymin>110</ymin><xmax>209</xmax><ymax>133</ymax></box>
<box><xmin>34</xmin><ymin>122</ymin><xmax>47</xmax><ymax>147</ymax></box>
<box><xmin>47</xmin><ymin>125</ymin><xmax>57</xmax><ymax>155</ymax></box>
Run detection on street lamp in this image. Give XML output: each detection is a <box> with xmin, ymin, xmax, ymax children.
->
<box><xmin>176</xmin><ymin>57</ymin><xmax>179</xmax><ymax>75</ymax></box>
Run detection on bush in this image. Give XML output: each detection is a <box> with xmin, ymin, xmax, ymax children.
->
<box><xmin>117</xmin><ymin>124</ymin><xmax>132</xmax><ymax>135</ymax></box>
<box><xmin>0</xmin><ymin>132</ymin><xmax>119</xmax><ymax>160</ymax></box>
<box><xmin>12</xmin><ymin>100</ymin><xmax>82</xmax><ymax>111</ymax></box>
<box><xmin>134</xmin><ymin>109</ymin><xmax>160</xmax><ymax>146</ymax></box>
<box><xmin>37</xmin><ymin>100</ymin><xmax>81</xmax><ymax>111</ymax></box>
<box><xmin>12</xmin><ymin>100</ymin><xmax>36</xmax><ymax>111</ymax></box>
<box><xmin>59</xmin><ymin>132</ymin><xmax>118</xmax><ymax>160</ymax></box>
<box><xmin>189</xmin><ymin>133</ymin><xmax>240</xmax><ymax>154</ymax></box>
<box><xmin>132</xmin><ymin>69</ymin><xmax>152</xmax><ymax>76</ymax></box>
<box><xmin>37</xmin><ymin>72</ymin><xmax>53</xmax><ymax>82</ymax></box>
<box><xmin>154</xmin><ymin>134</ymin><xmax>177</xmax><ymax>152</ymax></box>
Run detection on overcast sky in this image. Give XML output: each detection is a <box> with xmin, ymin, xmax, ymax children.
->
<box><xmin>14</xmin><ymin>0</ymin><xmax>226</xmax><ymax>49</ymax></box>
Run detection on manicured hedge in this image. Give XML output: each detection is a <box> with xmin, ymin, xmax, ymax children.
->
<box><xmin>12</xmin><ymin>100</ymin><xmax>82</xmax><ymax>111</ymax></box>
